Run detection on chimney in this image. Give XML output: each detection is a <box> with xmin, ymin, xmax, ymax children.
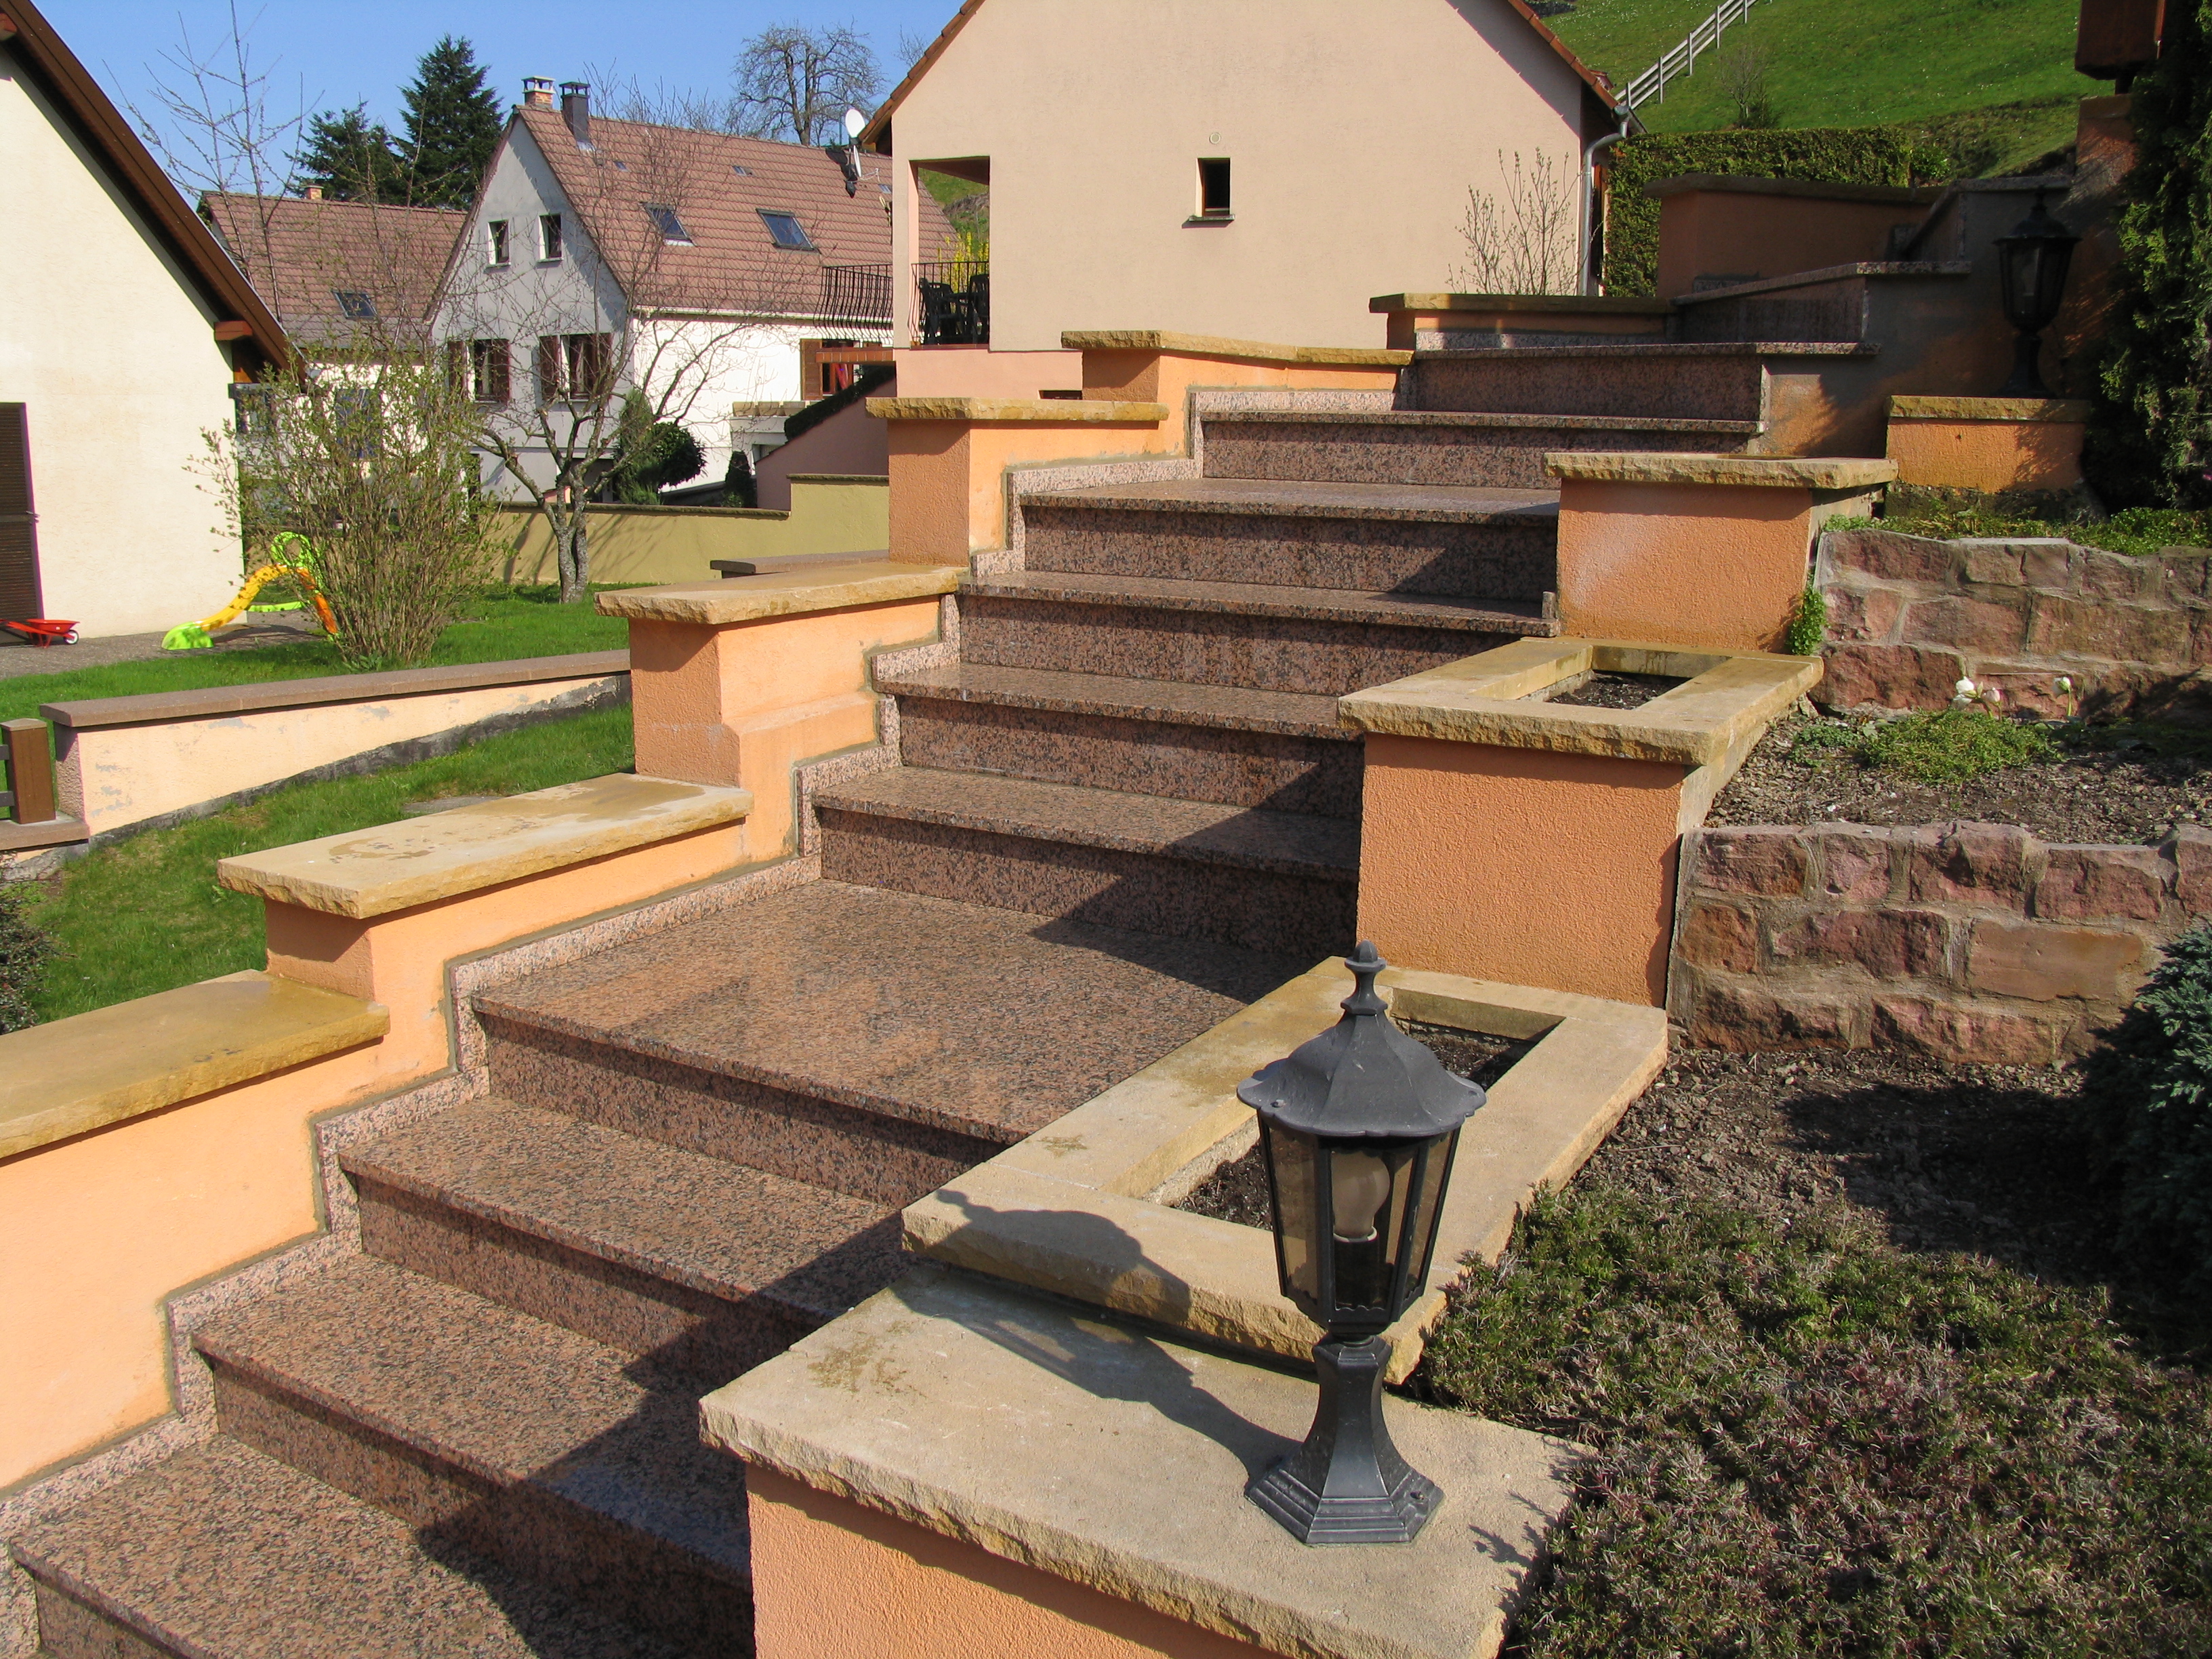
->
<box><xmin>523</xmin><ymin>76</ymin><xmax>554</xmax><ymax>110</ymax></box>
<box><xmin>304</xmin><ymin>184</ymin><xmax>323</xmax><ymax>200</ymax></box>
<box><xmin>560</xmin><ymin>81</ymin><xmax>590</xmax><ymax>146</ymax></box>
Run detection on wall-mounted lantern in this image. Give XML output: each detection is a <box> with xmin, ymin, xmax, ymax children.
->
<box><xmin>1994</xmin><ymin>192</ymin><xmax>2081</xmax><ymax>398</ymax></box>
<box><xmin>1236</xmin><ymin>941</ymin><xmax>1485</xmax><ymax>1546</ymax></box>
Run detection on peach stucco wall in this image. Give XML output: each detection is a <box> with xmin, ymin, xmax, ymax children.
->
<box><xmin>1886</xmin><ymin>418</ymin><xmax>2086</xmax><ymax>492</ymax></box>
<box><xmin>886</xmin><ymin>418</ymin><xmax>1177</xmax><ymax>565</ymax></box>
<box><xmin>893</xmin><ymin>346</ymin><xmax>1084</xmax><ymax>398</ymax></box>
<box><xmin>747</xmin><ymin>1467</ymin><xmax>1274</xmax><ymax>1659</ymax></box>
<box><xmin>625</xmin><ymin>597</ymin><xmax>943</xmax><ymax>853</ymax></box>
<box><xmin>1654</xmin><ymin>191</ymin><xmax>1912</xmax><ymax>299</ymax></box>
<box><xmin>1557</xmin><ymin>480</ymin><xmax>1815</xmax><ymax>652</ymax></box>
<box><xmin>1358</xmin><ymin>734</ymin><xmax>1689</xmax><ymax>1005</ymax></box>
<box><xmin>1080</xmin><ymin>353</ymin><xmax>1402</xmax><ymax>452</ymax></box>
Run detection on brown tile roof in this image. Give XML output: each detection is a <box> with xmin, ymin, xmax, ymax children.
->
<box><xmin>200</xmin><ymin>194</ymin><xmax>466</xmax><ymax>345</ymax></box>
<box><xmin>514</xmin><ymin>108</ymin><xmax>954</xmax><ymax>319</ymax></box>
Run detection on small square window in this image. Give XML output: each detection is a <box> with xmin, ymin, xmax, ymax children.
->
<box><xmin>539</xmin><ymin>213</ymin><xmax>564</xmax><ymax>260</ymax></box>
<box><xmin>1197</xmin><ymin>158</ymin><xmax>1231</xmax><ymax>219</ymax></box>
<box><xmin>487</xmin><ymin>219</ymin><xmax>510</xmax><ymax>264</ymax></box>
<box><xmin>646</xmin><ymin>203</ymin><xmax>693</xmax><ymax>244</ymax></box>
<box><xmin>758</xmin><ymin>210</ymin><xmax>815</xmax><ymax>251</ymax></box>
<box><xmin>334</xmin><ymin>289</ymin><xmax>376</xmax><ymax>320</ymax></box>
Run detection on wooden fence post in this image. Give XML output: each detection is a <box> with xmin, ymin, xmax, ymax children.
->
<box><xmin>3</xmin><ymin>718</ymin><xmax>56</xmax><ymax>823</ymax></box>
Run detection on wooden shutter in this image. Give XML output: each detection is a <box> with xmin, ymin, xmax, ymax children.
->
<box><xmin>0</xmin><ymin>405</ymin><xmax>43</xmax><ymax>623</ymax></box>
<box><xmin>487</xmin><ymin>340</ymin><xmax>512</xmax><ymax>405</ymax></box>
<box><xmin>445</xmin><ymin>339</ymin><xmax>468</xmax><ymax>392</ymax></box>
<box><xmin>537</xmin><ymin>336</ymin><xmax>564</xmax><ymax>403</ymax></box>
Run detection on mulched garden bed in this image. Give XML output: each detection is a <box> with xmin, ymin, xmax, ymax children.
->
<box><xmin>1543</xmin><ymin>671</ymin><xmax>1685</xmax><ymax>710</ymax></box>
<box><xmin>1711</xmin><ymin>709</ymin><xmax>2212</xmax><ymax>843</ymax></box>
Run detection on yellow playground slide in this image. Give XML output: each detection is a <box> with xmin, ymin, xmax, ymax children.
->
<box><xmin>163</xmin><ymin>532</ymin><xmax>340</xmax><ymax>650</ymax></box>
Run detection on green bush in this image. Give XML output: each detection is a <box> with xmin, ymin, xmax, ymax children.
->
<box><xmin>609</xmin><ymin>390</ymin><xmax>705</xmax><ymax>506</ymax></box>
<box><xmin>2082</xmin><ymin>924</ymin><xmax>2212</xmax><ymax>1299</ymax></box>
<box><xmin>720</xmin><ymin>447</ymin><xmax>757</xmax><ymax>509</ymax></box>
<box><xmin>1603</xmin><ymin>128</ymin><xmax>1942</xmax><ymax>295</ymax></box>
<box><xmin>0</xmin><ymin>881</ymin><xmax>60</xmax><ymax>1031</ymax></box>
<box><xmin>1875</xmin><ymin>499</ymin><xmax>2212</xmax><ymax>556</ymax></box>
<box><xmin>1858</xmin><ymin>706</ymin><xmax>2061</xmax><ymax>781</ymax></box>
<box><xmin>1784</xmin><ymin>579</ymin><xmax>1828</xmax><ymax>655</ymax></box>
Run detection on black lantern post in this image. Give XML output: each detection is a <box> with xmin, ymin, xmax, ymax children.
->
<box><xmin>1994</xmin><ymin>191</ymin><xmax>2081</xmax><ymax>397</ymax></box>
<box><xmin>1236</xmin><ymin>941</ymin><xmax>1485</xmax><ymax>1546</ymax></box>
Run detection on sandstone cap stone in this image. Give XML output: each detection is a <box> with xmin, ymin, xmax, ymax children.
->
<box><xmin>1060</xmin><ymin>329</ymin><xmax>1410</xmax><ymax>367</ymax></box>
<box><xmin>863</xmin><ymin>396</ymin><xmax>1169</xmax><ymax>424</ymax></box>
<box><xmin>1547</xmin><ymin>452</ymin><xmax>1900</xmax><ymax>489</ymax></box>
<box><xmin>1887</xmin><ymin>394</ymin><xmax>2095</xmax><ymax>424</ymax></box>
<box><xmin>594</xmin><ymin>560</ymin><xmax>962</xmax><ymax>623</ymax></box>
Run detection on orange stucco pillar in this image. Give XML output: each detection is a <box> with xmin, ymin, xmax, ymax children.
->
<box><xmin>1357</xmin><ymin>733</ymin><xmax>1689</xmax><ymax>1006</ymax></box>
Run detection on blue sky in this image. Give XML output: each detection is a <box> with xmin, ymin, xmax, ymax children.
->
<box><xmin>59</xmin><ymin>1</ymin><xmax>956</xmax><ymax>166</ymax></box>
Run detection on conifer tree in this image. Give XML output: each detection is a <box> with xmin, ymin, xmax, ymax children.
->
<box><xmin>291</xmin><ymin>104</ymin><xmax>406</xmax><ymax>201</ymax></box>
<box><xmin>401</xmin><ymin>36</ymin><xmax>501</xmax><ymax>209</ymax></box>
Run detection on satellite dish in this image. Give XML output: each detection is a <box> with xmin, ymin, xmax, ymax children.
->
<box><xmin>844</xmin><ymin>106</ymin><xmax>866</xmax><ymax>140</ymax></box>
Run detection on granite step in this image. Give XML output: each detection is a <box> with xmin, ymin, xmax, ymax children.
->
<box><xmin>10</xmin><ymin>1436</ymin><xmax>687</xmax><ymax>1659</ymax></box>
<box><xmin>191</xmin><ymin>1256</ymin><xmax>752</xmax><ymax>1650</ymax></box>
<box><xmin>960</xmin><ymin>571</ymin><xmax>1549</xmax><ymax>696</ymax></box>
<box><xmin>816</xmin><ymin>766</ymin><xmax>1357</xmax><ymax>960</ymax></box>
<box><xmin>476</xmin><ymin>880</ymin><xmax>1305</xmax><ymax>1204</ymax></box>
<box><xmin>882</xmin><ymin>661</ymin><xmax>1360</xmax><ymax>818</ymax></box>
<box><xmin>1017</xmin><ymin>477</ymin><xmax>1556</xmax><ymax>598</ymax></box>
<box><xmin>1407</xmin><ymin>340</ymin><xmax>1879</xmax><ymax>422</ymax></box>
<box><xmin>1199</xmin><ymin>409</ymin><xmax>1762</xmax><ymax>489</ymax></box>
<box><xmin>344</xmin><ymin>1097</ymin><xmax>905</xmax><ymax>1384</ymax></box>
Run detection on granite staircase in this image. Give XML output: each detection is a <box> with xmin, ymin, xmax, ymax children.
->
<box><xmin>10</xmin><ymin>325</ymin><xmax>1860</xmax><ymax>1657</ymax></box>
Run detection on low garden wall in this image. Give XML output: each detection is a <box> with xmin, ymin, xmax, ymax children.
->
<box><xmin>1816</xmin><ymin>527</ymin><xmax>2212</xmax><ymax>719</ymax></box>
<box><xmin>489</xmin><ymin>474</ymin><xmax>889</xmax><ymax>586</ymax></box>
<box><xmin>1671</xmin><ymin>820</ymin><xmax>2212</xmax><ymax>1063</ymax></box>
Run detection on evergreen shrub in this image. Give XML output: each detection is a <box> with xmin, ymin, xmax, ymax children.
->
<box><xmin>0</xmin><ymin>882</ymin><xmax>59</xmax><ymax>1032</ymax></box>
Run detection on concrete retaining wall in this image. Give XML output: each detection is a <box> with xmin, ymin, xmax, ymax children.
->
<box><xmin>491</xmin><ymin>475</ymin><xmax>890</xmax><ymax>585</ymax></box>
<box><xmin>1816</xmin><ymin>528</ymin><xmax>2212</xmax><ymax>720</ymax></box>
<box><xmin>47</xmin><ymin>652</ymin><xmax>628</xmax><ymax>841</ymax></box>
<box><xmin>1671</xmin><ymin>820</ymin><xmax>2212</xmax><ymax>1064</ymax></box>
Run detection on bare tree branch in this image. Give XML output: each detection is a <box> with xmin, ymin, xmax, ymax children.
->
<box><xmin>732</xmin><ymin>24</ymin><xmax>878</xmax><ymax>146</ymax></box>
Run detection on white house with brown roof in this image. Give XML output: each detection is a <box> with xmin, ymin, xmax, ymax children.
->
<box><xmin>865</xmin><ymin>0</ymin><xmax>1622</xmax><ymax>352</ymax></box>
<box><xmin>0</xmin><ymin>0</ymin><xmax>287</xmax><ymax>640</ymax></box>
<box><xmin>434</xmin><ymin>81</ymin><xmax>951</xmax><ymax>496</ymax></box>
<box><xmin>201</xmin><ymin>193</ymin><xmax>466</xmax><ymax>352</ymax></box>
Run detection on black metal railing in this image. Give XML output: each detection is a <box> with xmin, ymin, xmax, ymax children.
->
<box><xmin>818</xmin><ymin>263</ymin><xmax>893</xmax><ymax>327</ymax></box>
<box><xmin>915</xmin><ymin>260</ymin><xmax>989</xmax><ymax>345</ymax></box>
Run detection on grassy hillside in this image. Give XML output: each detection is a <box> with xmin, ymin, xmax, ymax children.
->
<box><xmin>1551</xmin><ymin>0</ymin><xmax>2102</xmax><ymax>169</ymax></box>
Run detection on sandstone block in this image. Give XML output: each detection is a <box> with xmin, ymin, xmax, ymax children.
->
<box><xmin>1968</xmin><ymin>920</ymin><xmax>2146</xmax><ymax>1001</ymax></box>
<box><xmin>1771</xmin><ymin>907</ymin><xmax>1949</xmax><ymax>979</ymax></box>
<box><xmin>2175</xmin><ymin>826</ymin><xmax>2212</xmax><ymax>916</ymax></box>
<box><xmin>1695</xmin><ymin>827</ymin><xmax>1809</xmax><ymax>897</ymax></box>
<box><xmin>2034</xmin><ymin>845</ymin><xmax>2171</xmax><ymax>922</ymax></box>
<box><xmin>2020</xmin><ymin>541</ymin><xmax>2074</xmax><ymax>589</ymax></box>
<box><xmin>1680</xmin><ymin>902</ymin><xmax>1758</xmax><ymax>972</ymax></box>
<box><xmin>1817</xmin><ymin>644</ymin><xmax>1967</xmax><ymax>712</ymax></box>
<box><xmin>1688</xmin><ymin>981</ymin><xmax>1858</xmax><ymax>1050</ymax></box>
<box><xmin>1826</xmin><ymin>586</ymin><xmax>1904</xmax><ymax>643</ymax></box>
<box><xmin>2026</xmin><ymin>598</ymin><xmax>2192</xmax><ymax>665</ymax></box>
<box><xmin>1908</xmin><ymin>822</ymin><xmax>2034</xmax><ymax>909</ymax></box>
<box><xmin>1870</xmin><ymin>996</ymin><xmax>2063</xmax><ymax>1065</ymax></box>
<box><xmin>1812</xmin><ymin>827</ymin><xmax>1898</xmax><ymax>901</ymax></box>
<box><xmin>1959</xmin><ymin>544</ymin><xmax>2026</xmax><ymax>586</ymax></box>
<box><xmin>1822</xmin><ymin>531</ymin><xmax>1954</xmax><ymax>585</ymax></box>
<box><xmin>2078</xmin><ymin>547</ymin><xmax>2163</xmax><ymax>602</ymax></box>
<box><xmin>1902</xmin><ymin>594</ymin><xmax>2028</xmax><ymax>654</ymax></box>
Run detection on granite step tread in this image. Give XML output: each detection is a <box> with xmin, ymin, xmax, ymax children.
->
<box><xmin>1411</xmin><ymin>340</ymin><xmax>1881</xmax><ymax>359</ymax></box>
<box><xmin>1017</xmin><ymin>476</ymin><xmax>1558</xmax><ymax>523</ymax></box>
<box><xmin>878</xmin><ymin>661</ymin><xmax>1353</xmax><ymax>740</ymax></box>
<box><xmin>964</xmin><ymin>571</ymin><xmax>1555</xmax><ymax>636</ymax></box>
<box><xmin>342</xmin><ymin>1096</ymin><xmax>901</xmax><ymax>1322</ymax></box>
<box><xmin>192</xmin><ymin>1256</ymin><xmax>751</xmax><ymax>1583</ymax></box>
<box><xmin>1201</xmin><ymin>409</ymin><xmax>1762</xmax><ymax>434</ymax></box>
<box><xmin>815</xmin><ymin>766</ymin><xmax>1359</xmax><ymax>878</ymax></box>
<box><xmin>9</xmin><ymin>1437</ymin><xmax>687</xmax><ymax>1659</ymax></box>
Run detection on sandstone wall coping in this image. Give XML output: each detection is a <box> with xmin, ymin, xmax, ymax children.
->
<box><xmin>903</xmin><ymin>956</ymin><xmax>1665</xmax><ymax>1380</ymax></box>
<box><xmin>217</xmin><ymin>773</ymin><xmax>752</xmax><ymax>919</ymax></box>
<box><xmin>1368</xmin><ymin>291</ymin><xmax>1677</xmax><ymax>315</ymax></box>
<box><xmin>41</xmin><ymin>652</ymin><xmax>628</xmax><ymax>731</ymax></box>
<box><xmin>0</xmin><ymin>971</ymin><xmax>387</xmax><ymax>1160</ymax></box>
<box><xmin>864</xmin><ymin>396</ymin><xmax>1169</xmax><ymax>424</ymax></box>
<box><xmin>1887</xmin><ymin>395</ymin><xmax>2095</xmax><ymax>424</ymax></box>
<box><xmin>1644</xmin><ymin>173</ymin><xmax>1944</xmax><ymax>205</ymax></box>
<box><xmin>1060</xmin><ymin>328</ymin><xmax>1411</xmax><ymax>367</ymax></box>
<box><xmin>1672</xmin><ymin>262</ymin><xmax>1971</xmax><ymax>307</ymax></box>
<box><xmin>593</xmin><ymin>560</ymin><xmax>962</xmax><ymax>625</ymax></box>
<box><xmin>1338</xmin><ymin>637</ymin><xmax>1822</xmax><ymax>765</ymax></box>
<box><xmin>781</xmin><ymin>472</ymin><xmax>888</xmax><ymax>487</ymax></box>
<box><xmin>703</xmin><ymin>1264</ymin><xmax>1574</xmax><ymax>1659</ymax></box>
<box><xmin>1549</xmin><ymin>451</ymin><xmax>1900</xmax><ymax>490</ymax></box>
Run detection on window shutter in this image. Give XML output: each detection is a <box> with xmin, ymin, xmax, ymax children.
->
<box><xmin>0</xmin><ymin>405</ymin><xmax>43</xmax><ymax>622</ymax></box>
<box><xmin>537</xmin><ymin>336</ymin><xmax>563</xmax><ymax>402</ymax></box>
<box><xmin>445</xmin><ymin>339</ymin><xmax>467</xmax><ymax>393</ymax></box>
<box><xmin>490</xmin><ymin>341</ymin><xmax>512</xmax><ymax>405</ymax></box>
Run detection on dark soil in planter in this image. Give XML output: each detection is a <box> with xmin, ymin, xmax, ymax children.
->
<box><xmin>1711</xmin><ymin>710</ymin><xmax>2212</xmax><ymax>842</ymax></box>
<box><xmin>1176</xmin><ymin>1023</ymin><xmax>1528</xmax><ymax>1229</ymax></box>
<box><xmin>1542</xmin><ymin>671</ymin><xmax>1684</xmax><ymax>710</ymax></box>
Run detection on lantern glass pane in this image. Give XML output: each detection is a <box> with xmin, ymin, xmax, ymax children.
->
<box><xmin>1262</xmin><ymin>1120</ymin><xmax>1321</xmax><ymax>1310</ymax></box>
<box><xmin>1402</xmin><ymin>1130</ymin><xmax>1456</xmax><ymax>1298</ymax></box>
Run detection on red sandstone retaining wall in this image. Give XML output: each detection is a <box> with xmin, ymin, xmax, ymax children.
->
<box><xmin>1815</xmin><ymin>529</ymin><xmax>2212</xmax><ymax>719</ymax></box>
<box><xmin>1671</xmin><ymin>821</ymin><xmax>2212</xmax><ymax>1064</ymax></box>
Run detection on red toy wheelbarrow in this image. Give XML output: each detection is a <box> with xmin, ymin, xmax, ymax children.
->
<box><xmin>2</xmin><ymin>619</ymin><xmax>79</xmax><ymax>646</ymax></box>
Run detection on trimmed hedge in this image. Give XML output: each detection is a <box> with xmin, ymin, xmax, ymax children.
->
<box><xmin>1603</xmin><ymin>128</ymin><xmax>1944</xmax><ymax>295</ymax></box>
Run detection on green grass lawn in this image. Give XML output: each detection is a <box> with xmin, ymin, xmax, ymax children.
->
<box><xmin>22</xmin><ymin>705</ymin><xmax>634</xmax><ymax>1022</ymax></box>
<box><xmin>0</xmin><ymin>585</ymin><xmax>634</xmax><ymax>727</ymax></box>
<box><xmin>1550</xmin><ymin>0</ymin><xmax>2099</xmax><ymax>167</ymax></box>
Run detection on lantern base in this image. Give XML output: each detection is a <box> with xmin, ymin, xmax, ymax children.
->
<box><xmin>1248</xmin><ymin>1335</ymin><xmax>1439</xmax><ymax>1546</ymax></box>
<box><xmin>1997</xmin><ymin>327</ymin><xmax>2053</xmax><ymax>398</ymax></box>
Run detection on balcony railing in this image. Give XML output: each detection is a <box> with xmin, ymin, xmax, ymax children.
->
<box><xmin>819</xmin><ymin>263</ymin><xmax>892</xmax><ymax>328</ymax></box>
<box><xmin>915</xmin><ymin>260</ymin><xmax>989</xmax><ymax>345</ymax></box>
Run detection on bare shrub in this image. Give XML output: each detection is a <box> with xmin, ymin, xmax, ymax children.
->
<box><xmin>1446</xmin><ymin>150</ymin><xmax>1580</xmax><ymax>295</ymax></box>
<box><xmin>1717</xmin><ymin>36</ymin><xmax>1780</xmax><ymax>129</ymax></box>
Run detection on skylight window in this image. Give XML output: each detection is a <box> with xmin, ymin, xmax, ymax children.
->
<box><xmin>645</xmin><ymin>203</ymin><xmax>693</xmax><ymax>244</ymax></box>
<box><xmin>731</xmin><ymin>164</ymin><xmax>752</xmax><ymax>176</ymax></box>
<box><xmin>758</xmin><ymin>210</ymin><xmax>815</xmax><ymax>251</ymax></box>
<box><xmin>334</xmin><ymin>289</ymin><xmax>376</xmax><ymax>320</ymax></box>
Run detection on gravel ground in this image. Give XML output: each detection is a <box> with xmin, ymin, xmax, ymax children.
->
<box><xmin>1710</xmin><ymin>710</ymin><xmax>2212</xmax><ymax>843</ymax></box>
<box><xmin>0</xmin><ymin>610</ymin><xmax>323</xmax><ymax>681</ymax></box>
<box><xmin>1544</xmin><ymin>671</ymin><xmax>1684</xmax><ymax>710</ymax></box>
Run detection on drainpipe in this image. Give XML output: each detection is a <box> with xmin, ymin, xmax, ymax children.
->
<box><xmin>1582</xmin><ymin>119</ymin><xmax>1631</xmax><ymax>295</ymax></box>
